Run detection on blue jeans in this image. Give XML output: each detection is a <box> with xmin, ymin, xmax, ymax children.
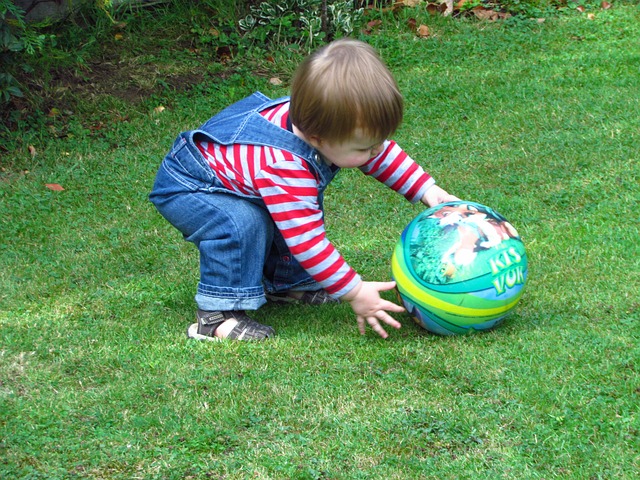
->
<box><xmin>150</xmin><ymin>135</ymin><xmax>320</xmax><ymax>311</ymax></box>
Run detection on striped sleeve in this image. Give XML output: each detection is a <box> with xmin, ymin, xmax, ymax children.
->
<box><xmin>255</xmin><ymin>156</ymin><xmax>360</xmax><ymax>298</ymax></box>
<box><xmin>359</xmin><ymin>140</ymin><xmax>435</xmax><ymax>203</ymax></box>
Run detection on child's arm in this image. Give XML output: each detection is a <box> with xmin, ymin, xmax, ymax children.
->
<box><xmin>360</xmin><ymin>141</ymin><xmax>459</xmax><ymax>206</ymax></box>
<box><xmin>340</xmin><ymin>280</ymin><xmax>404</xmax><ymax>339</ymax></box>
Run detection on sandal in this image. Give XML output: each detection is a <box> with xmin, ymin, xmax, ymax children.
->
<box><xmin>187</xmin><ymin>310</ymin><xmax>275</xmax><ymax>341</ymax></box>
<box><xmin>266</xmin><ymin>289</ymin><xmax>339</xmax><ymax>306</ymax></box>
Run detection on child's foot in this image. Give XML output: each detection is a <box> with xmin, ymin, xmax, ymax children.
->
<box><xmin>266</xmin><ymin>289</ymin><xmax>339</xmax><ymax>305</ymax></box>
<box><xmin>187</xmin><ymin>310</ymin><xmax>275</xmax><ymax>341</ymax></box>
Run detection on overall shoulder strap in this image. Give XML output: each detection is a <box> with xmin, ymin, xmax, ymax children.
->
<box><xmin>191</xmin><ymin>92</ymin><xmax>316</xmax><ymax>160</ymax></box>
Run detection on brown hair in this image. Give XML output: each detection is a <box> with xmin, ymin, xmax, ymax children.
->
<box><xmin>289</xmin><ymin>38</ymin><xmax>403</xmax><ymax>143</ymax></box>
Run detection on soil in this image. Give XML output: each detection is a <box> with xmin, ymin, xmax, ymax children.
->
<box><xmin>2</xmin><ymin>41</ymin><xmax>216</xmax><ymax>135</ymax></box>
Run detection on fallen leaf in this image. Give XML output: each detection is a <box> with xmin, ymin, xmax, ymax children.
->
<box><xmin>363</xmin><ymin>19</ymin><xmax>382</xmax><ymax>35</ymax></box>
<box><xmin>114</xmin><ymin>33</ymin><xmax>124</xmax><ymax>41</ymax></box>
<box><xmin>426</xmin><ymin>2</ymin><xmax>447</xmax><ymax>15</ymax></box>
<box><xmin>601</xmin><ymin>1</ymin><xmax>611</xmax><ymax>9</ymax></box>
<box><xmin>417</xmin><ymin>24</ymin><xmax>431</xmax><ymax>38</ymax></box>
<box><xmin>48</xmin><ymin>108</ymin><xmax>60</xmax><ymax>117</ymax></box>
<box><xmin>28</xmin><ymin>145</ymin><xmax>37</xmax><ymax>157</ymax></box>
<box><xmin>153</xmin><ymin>106</ymin><xmax>165</xmax><ymax>114</ymax></box>
<box><xmin>407</xmin><ymin>18</ymin><xmax>417</xmax><ymax>30</ymax></box>
<box><xmin>269</xmin><ymin>77</ymin><xmax>283</xmax><ymax>86</ymax></box>
<box><xmin>45</xmin><ymin>183</ymin><xmax>65</xmax><ymax>191</ymax></box>
<box><xmin>473</xmin><ymin>6</ymin><xmax>499</xmax><ymax>21</ymax></box>
<box><xmin>587</xmin><ymin>13</ymin><xmax>595</xmax><ymax>20</ymax></box>
<box><xmin>576</xmin><ymin>5</ymin><xmax>586</xmax><ymax>12</ymax></box>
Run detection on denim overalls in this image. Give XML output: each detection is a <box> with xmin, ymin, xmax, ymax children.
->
<box><xmin>150</xmin><ymin>92</ymin><xmax>340</xmax><ymax>311</ymax></box>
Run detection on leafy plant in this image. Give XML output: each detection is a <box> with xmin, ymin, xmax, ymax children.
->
<box><xmin>0</xmin><ymin>1</ymin><xmax>50</xmax><ymax>102</ymax></box>
<box><xmin>239</xmin><ymin>0</ymin><xmax>364</xmax><ymax>50</ymax></box>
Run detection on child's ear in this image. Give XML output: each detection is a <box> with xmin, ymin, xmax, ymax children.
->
<box><xmin>307</xmin><ymin>135</ymin><xmax>323</xmax><ymax>149</ymax></box>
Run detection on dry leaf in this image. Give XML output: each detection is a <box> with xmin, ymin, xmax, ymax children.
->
<box><xmin>269</xmin><ymin>77</ymin><xmax>283</xmax><ymax>86</ymax></box>
<box><xmin>114</xmin><ymin>33</ymin><xmax>124</xmax><ymax>41</ymax></box>
<box><xmin>363</xmin><ymin>19</ymin><xmax>382</xmax><ymax>35</ymax></box>
<box><xmin>587</xmin><ymin>13</ymin><xmax>595</xmax><ymax>20</ymax></box>
<box><xmin>426</xmin><ymin>2</ymin><xmax>447</xmax><ymax>15</ymax></box>
<box><xmin>153</xmin><ymin>106</ymin><xmax>165</xmax><ymax>114</ymax></box>
<box><xmin>417</xmin><ymin>24</ymin><xmax>431</xmax><ymax>38</ymax></box>
<box><xmin>576</xmin><ymin>5</ymin><xmax>586</xmax><ymax>12</ymax></box>
<box><xmin>601</xmin><ymin>1</ymin><xmax>611</xmax><ymax>9</ymax></box>
<box><xmin>45</xmin><ymin>183</ymin><xmax>65</xmax><ymax>191</ymax></box>
<box><xmin>472</xmin><ymin>6</ymin><xmax>501</xmax><ymax>21</ymax></box>
<box><xmin>28</xmin><ymin>145</ymin><xmax>37</xmax><ymax>157</ymax></box>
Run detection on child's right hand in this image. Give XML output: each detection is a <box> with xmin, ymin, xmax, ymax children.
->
<box><xmin>340</xmin><ymin>281</ymin><xmax>404</xmax><ymax>339</ymax></box>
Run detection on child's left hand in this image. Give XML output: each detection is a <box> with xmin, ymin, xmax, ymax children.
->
<box><xmin>421</xmin><ymin>185</ymin><xmax>460</xmax><ymax>207</ymax></box>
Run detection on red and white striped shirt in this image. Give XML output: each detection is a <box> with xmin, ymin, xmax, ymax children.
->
<box><xmin>195</xmin><ymin>101</ymin><xmax>434</xmax><ymax>298</ymax></box>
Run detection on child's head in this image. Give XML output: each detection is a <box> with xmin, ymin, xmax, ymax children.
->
<box><xmin>290</xmin><ymin>38</ymin><xmax>403</xmax><ymax>144</ymax></box>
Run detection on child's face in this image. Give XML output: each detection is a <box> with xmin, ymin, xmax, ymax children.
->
<box><xmin>312</xmin><ymin>129</ymin><xmax>385</xmax><ymax>168</ymax></box>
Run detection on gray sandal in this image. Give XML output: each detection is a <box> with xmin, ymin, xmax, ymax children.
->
<box><xmin>187</xmin><ymin>310</ymin><xmax>275</xmax><ymax>341</ymax></box>
<box><xmin>266</xmin><ymin>289</ymin><xmax>339</xmax><ymax>306</ymax></box>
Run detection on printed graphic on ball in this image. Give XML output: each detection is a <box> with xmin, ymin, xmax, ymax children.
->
<box><xmin>404</xmin><ymin>201</ymin><xmax>526</xmax><ymax>294</ymax></box>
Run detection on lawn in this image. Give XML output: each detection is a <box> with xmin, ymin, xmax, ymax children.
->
<box><xmin>1</xmin><ymin>3</ymin><xmax>639</xmax><ymax>479</ymax></box>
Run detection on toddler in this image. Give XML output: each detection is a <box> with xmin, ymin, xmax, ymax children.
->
<box><xmin>150</xmin><ymin>38</ymin><xmax>458</xmax><ymax>341</ymax></box>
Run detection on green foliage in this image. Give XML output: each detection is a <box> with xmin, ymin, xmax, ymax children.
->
<box><xmin>496</xmin><ymin>0</ymin><xmax>562</xmax><ymax>17</ymax></box>
<box><xmin>0</xmin><ymin>1</ymin><xmax>51</xmax><ymax>102</ymax></box>
<box><xmin>239</xmin><ymin>0</ymin><xmax>364</xmax><ymax>50</ymax></box>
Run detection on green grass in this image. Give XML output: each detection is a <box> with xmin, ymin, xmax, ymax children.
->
<box><xmin>1</xmin><ymin>4</ymin><xmax>639</xmax><ymax>479</ymax></box>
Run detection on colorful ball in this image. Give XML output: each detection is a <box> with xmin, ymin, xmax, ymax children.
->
<box><xmin>391</xmin><ymin>201</ymin><xmax>527</xmax><ymax>335</ymax></box>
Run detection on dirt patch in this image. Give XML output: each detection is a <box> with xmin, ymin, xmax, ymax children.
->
<box><xmin>1</xmin><ymin>51</ymin><xmax>209</xmax><ymax>139</ymax></box>
<box><xmin>62</xmin><ymin>61</ymin><xmax>205</xmax><ymax>103</ymax></box>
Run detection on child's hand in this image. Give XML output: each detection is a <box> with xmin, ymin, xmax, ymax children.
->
<box><xmin>341</xmin><ymin>281</ymin><xmax>404</xmax><ymax>339</ymax></box>
<box><xmin>421</xmin><ymin>185</ymin><xmax>460</xmax><ymax>207</ymax></box>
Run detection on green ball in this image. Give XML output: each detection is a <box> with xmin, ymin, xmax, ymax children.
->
<box><xmin>391</xmin><ymin>201</ymin><xmax>528</xmax><ymax>335</ymax></box>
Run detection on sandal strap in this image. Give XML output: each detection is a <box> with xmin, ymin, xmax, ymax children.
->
<box><xmin>298</xmin><ymin>290</ymin><xmax>339</xmax><ymax>305</ymax></box>
<box><xmin>196</xmin><ymin>310</ymin><xmax>228</xmax><ymax>337</ymax></box>
<box><xmin>266</xmin><ymin>290</ymin><xmax>339</xmax><ymax>306</ymax></box>
<box><xmin>226</xmin><ymin>318</ymin><xmax>276</xmax><ymax>340</ymax></box>
<box><xmin>195</xmin><ymin>310</ymin><xmax>275</xmax><ymax>341</ymax></box>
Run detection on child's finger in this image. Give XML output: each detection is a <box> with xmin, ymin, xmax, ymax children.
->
<box><xmin>379</xmin><ymin>313</ymin><xmax>402</xmax><ymax>330</ymax></box>
<box><xmin>381</xmin><ymin>299</ymin><xmax>405</xmax><ymax>313</ymax></box>
<box><xmin>371</xmin><ymin>281</ymin><xmax>397</xmax><ymax>292</ymax></box>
